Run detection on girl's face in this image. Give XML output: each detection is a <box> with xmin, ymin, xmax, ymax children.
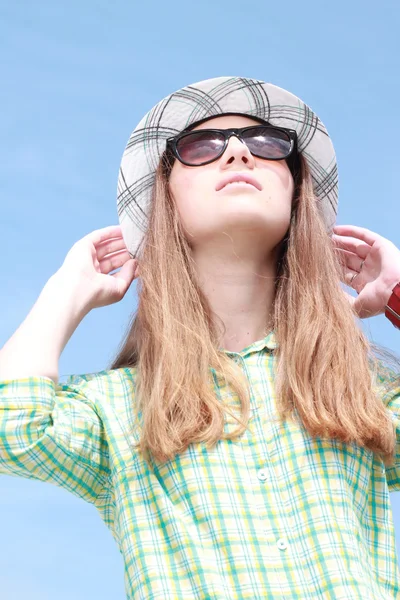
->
<box><xmin>169</xmin><ymin>114</ymin><xmax>295</xmax><ymax>255</ymax></box>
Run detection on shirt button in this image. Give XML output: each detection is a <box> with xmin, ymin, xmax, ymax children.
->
<box><xmin>277</xmin><ymin>538</ymin><xmax>288</xmax><ymax>550</ymax></box>
<box><xmin>257</xmin><ymin>468</ymin><xmax>267</xmax><ymax>481</ymax></box>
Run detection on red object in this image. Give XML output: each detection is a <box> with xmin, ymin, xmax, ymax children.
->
<box><xmin>385</xmin><ymin>283</ymin><xmax>400</xmax><ymax>329</ymax></box>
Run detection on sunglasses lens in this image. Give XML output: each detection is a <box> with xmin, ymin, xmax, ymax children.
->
<box><xmin>242</xmin><ymin>127</ymin><xmax>292</xmax><ymax>159</ymax></box>
<box><xmin>176</xmin><ymin>131</ymin><xmax>225</xmax><ymax>164</ymax></box>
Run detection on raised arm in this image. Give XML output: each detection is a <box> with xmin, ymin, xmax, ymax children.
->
<box><xmin>0</xmin><ymin>225</ymin><xmax>137</xmax><ymax>502</ymax></box>
<box><xmin>0</xmin><ymin>225</ymin><xmax>138</xmax><ymax>383</ymax></box>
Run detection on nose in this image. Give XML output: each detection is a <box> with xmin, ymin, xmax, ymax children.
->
<box><xmin>220</xmin><ymin>135</ymin><xmax>255</xmax><ymax>168</ymax></box>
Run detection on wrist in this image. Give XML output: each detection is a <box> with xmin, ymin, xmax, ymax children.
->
<box><xmin>47</xmin><ymin>270</ymin><xmax>92</xmax><ymax>321</ymax></box>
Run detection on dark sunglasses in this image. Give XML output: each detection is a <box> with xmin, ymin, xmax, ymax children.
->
<box><xmin>166</xmin><ymin>125</ymin><xmax>298</xmax><ymax>169</ymax></box>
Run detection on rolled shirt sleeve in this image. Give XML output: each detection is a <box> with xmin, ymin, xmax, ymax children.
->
<box><xmin>0</xmin><ymin>374</ymin><xmax>110</xmax><ymax>504</ymax></box>
<box><xmin>377</xmin><ymin>369</ymin><xmax>400</xmax><ymax>491</ymax></box>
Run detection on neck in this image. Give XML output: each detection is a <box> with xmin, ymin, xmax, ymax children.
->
<box><xmin>192</xmin><ymin>244</ymin><xmax>278</xmax><ymax>352</ymax></box>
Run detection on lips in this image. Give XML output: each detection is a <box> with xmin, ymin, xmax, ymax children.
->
<box><xmin>216</xmin><ymin>173</ymin><xmax>262</xmax><ymax>192</ymax></box>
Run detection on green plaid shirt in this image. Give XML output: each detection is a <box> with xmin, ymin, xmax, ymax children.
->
<box><xmin>1</xmin><ymin>331</ymin><xmax>400</xmax><ymax>599</ymax></box>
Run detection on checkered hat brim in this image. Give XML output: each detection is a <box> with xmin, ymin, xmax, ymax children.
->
<box><xmin>117</xmin><ymin>76</ymin><xmax>338</xmax><ymax>258</ymax></box>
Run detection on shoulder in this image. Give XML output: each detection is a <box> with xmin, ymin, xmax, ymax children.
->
<box><xmin>58</xmin><ymin>367</ymin><xmax>139</xmax><ymax>409</ymax></box>
<box><xmin>372</xmin><ymin>360</ymin><xmax>400</xmax><ymax>406</ymax></box>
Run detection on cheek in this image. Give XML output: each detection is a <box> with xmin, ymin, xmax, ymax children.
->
<box><xmin>170</xmin><ymin>169</ymin><xmax>194</xmax><ymax>201</ymax></box>
<box><xmin>283</xmin><ymin>170</ymin><xmax>295</xmax><ymax>198</ymax></box>
<box><xmin>170</xmin><ymin>170</ymin><xmax>207</xmax><ymax>211</ymax></box>
<box><xmin>263</xmin><ymin>168</ymin><xmax>294</xmax><ymax>207</ymax></box>
<box><xmin>270</xmin><ymin>165</ymin><xmax>294</xmax><ymax>212</ymax></box>
<box><xmin>265</xmin><ymin>161</ymin><xmax>294</xmax><ymax>192</ymax></box>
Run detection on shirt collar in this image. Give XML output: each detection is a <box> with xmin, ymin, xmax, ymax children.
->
<box><xmin>220</xmin><ymin>330</ymin><xmax>278</xmax><ymax>357</ymax></box>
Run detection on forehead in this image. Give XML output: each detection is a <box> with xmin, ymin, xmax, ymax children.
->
<box><xmin>191</xmin><ymin>114</ymin><xmax>264</xmax><ymax>131</ymax></box>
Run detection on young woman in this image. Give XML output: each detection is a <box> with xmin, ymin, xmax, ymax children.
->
<box><xmin>1</xmin><ymin>76</ymin><xmax>400</xmax><ymax>599</ymax></box>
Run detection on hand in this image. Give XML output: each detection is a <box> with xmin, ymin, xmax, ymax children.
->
<box><xmin>332</xmin><ymin>225</ymin><xmax>400</xmax><ymax>319</ymax></box>
<box><xmin>57</xmin><ymin>225</ymin><xmax>139</xmax><ymax>311</ymax></box>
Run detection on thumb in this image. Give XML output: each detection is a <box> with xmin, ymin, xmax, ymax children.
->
<box><xmin>343</xmin><ymin>290</ymin><xmax>358</xmax><ymax>314</ymax></box>
<box><xmin>352</xmin><ymin>295</ymin><xmax>375</xmax><ymax>320</ymax></box>
<box><xmin>112</xmin><ymin>259</ymin><xmax>137</xmax><ymax>296</ymax></box>
<box><xmin>343</xmin><ymin>290</ymin><xmax>356</xmax><ymax>307</ymax></box>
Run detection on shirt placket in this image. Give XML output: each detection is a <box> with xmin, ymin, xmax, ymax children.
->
<box><xmin>232</xmin><ymin>352</ymin><xmax>295</xmax><ymax>599</ymax></box>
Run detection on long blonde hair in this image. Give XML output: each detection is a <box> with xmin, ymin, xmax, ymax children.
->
<box><xmin>110</xmin><ymin>152</ymin><xmax>399</xmax><ymax>465</ymax></box>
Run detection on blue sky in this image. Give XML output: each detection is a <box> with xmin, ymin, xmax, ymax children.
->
<box><xmin>1</xmin><ymin>0</ymin><xmax>399</xmax><ymax>597</ymax></box>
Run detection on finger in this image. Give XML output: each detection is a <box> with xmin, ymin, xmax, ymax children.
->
<box><xmin>332</xmin><ymin>234</ymin><xmax>371</xmax><ymax>257</ymax></box>
<box><xmin>334</xmin><ymin>249</ymin><xmax>366</xmax><ymax>273</ymax></box>
<box><xmin>343</xmin><ymin>290</ymin><xmax>356</xmax><ymax>308</ymax></box>
<box><xmin>352</xmin><ymin>295</ymin><xmax>375</xmax><ymax>319</ymax></box>
<box><xmin>333</xmin><ymin>225</ymin><xmax>379</xmax><ymax>246</ymax></box>
<box><xmin>343</xmin><ymin>268</ymin><xmax>363</xmax><ymax>290</ymax></box>
<box><xmin>99</xmin><ymin>250</ymin><xmax>132</xmax><ymax>274</ymax></box>
<box><xmin>112</xmin><ymin>259</ymin><xmax>138</xmax><ymax>293</ymax></box>
<box><xmin>334</xmin><ymin>247</ymin><xmax>349</xmax><ymax>268</ymax></box>
<box><xmin>96</xmin><ymin>238</ymin><xmax>127</xmax><ymax>260</ymax></box>
<box><xmin>85</xmin><ymin>225</ymin><xmax>124</xmax><ymax>246</ymax></box>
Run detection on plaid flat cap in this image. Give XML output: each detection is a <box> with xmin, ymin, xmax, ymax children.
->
<box><xmin>117</xmin><ymin>76</ymin><xmax>338</xmax><ymax>258</ymax></box>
